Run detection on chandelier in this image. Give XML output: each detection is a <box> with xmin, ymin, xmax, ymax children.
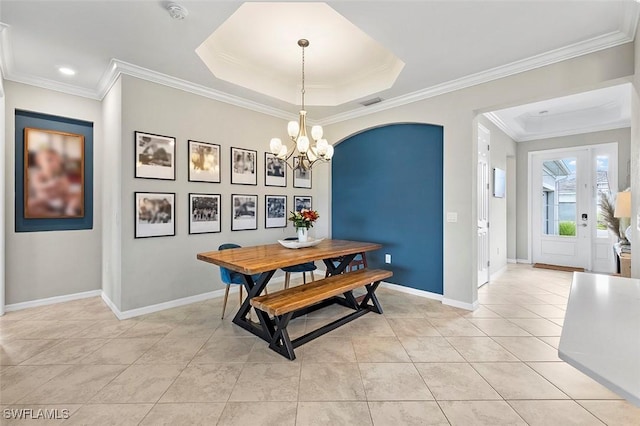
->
<box><xmin>269</xmin><ymin>39</ymin><xmax>333</xmax><ymax>171</ymax></box>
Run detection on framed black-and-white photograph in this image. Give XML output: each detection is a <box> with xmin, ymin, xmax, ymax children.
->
<box><xmin>265</xmin><ymin>152</ymin><xmax>286</xmax><ymax>187</ymax></box>
<box><xmin>232</xmin><ymin>194</ymin><xmax>257</xmax><ymax>231</ymax></box>
<box><xmin>294</xmin><ymin>196</ymin><xmax>312</xmax><ymax>212</ymax></box>
<box><xmin>135</xmin><ymin>192</ymin><xmax>175</xmax><ymax>238</ymax></box>
<box><xmin>265</xmin><ymin>195</ymin><xmax>287</xmax><ymax>228</ymax></box>
<box><xmin>135</xmin><ymin>131</ymin><xmax>176</xmax><ymax>180</ymax></box>
<box><xmin>188</xmin><ymin>140</ymin><xmax>220</xmax><ymax>183</ymax></box>
<box><xmin>231</xmin><ymin>147</ymin><xmax>257</xmax><ymax>185</ymax></box>
<box><xmin>293</xmin><ymin>157</ymin><xmax>311</xmax><ymax>188</ymax></box>
<box><xmin>189</xmin><ymin>193</ymin><xmax>221</xmax><ymax>234</ymax></box>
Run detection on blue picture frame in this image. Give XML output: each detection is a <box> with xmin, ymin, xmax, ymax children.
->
<box><xmin>15</xmin><ymin>110</ymin><xmax>94</xmax><ymax>232</ymax></box>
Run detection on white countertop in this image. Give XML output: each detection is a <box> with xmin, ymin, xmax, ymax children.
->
<box><xmin>559</xmin><ymin>272</ymin><xmax>640</xmax><ymax>407</ymax></box>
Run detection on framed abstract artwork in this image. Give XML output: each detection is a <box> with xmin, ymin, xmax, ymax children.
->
<box><xmin>15</xmin><ymin>110</ymin><xmax>94</xmax><ymax>232</ymax></box>
<box><xmin>23</xmin><ymin>128</ymin><xmax>85</xmax><ymax>219</ymax></box>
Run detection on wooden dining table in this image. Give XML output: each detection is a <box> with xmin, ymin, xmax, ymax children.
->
<box><xmin>197</xmin><ymin>239</ymin><xmax>382</xmax><ymax>341</ymax></box>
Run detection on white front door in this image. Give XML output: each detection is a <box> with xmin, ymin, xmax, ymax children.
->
<box><xmin>531</xmin><ymin>149</ymin><xmax>590</xmax><ymax>269</ymax></box>
<box><xmin>477</xmin><ymin>124</ymin><xmax>490</xmax><ymax>287</ymax></box>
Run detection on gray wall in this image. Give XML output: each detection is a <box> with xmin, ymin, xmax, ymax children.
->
<box><xmin>515</xmin><ymin>127</ymin><xmax>631</xmax><ymax>261</ymax></box>
<box><xmin>631</xmin><ymin>24</ymin><xmax>640</xmax><ymax>278</ymax></box>
<box><xmin>0</xmin><ymin>77</ymin><xmax>5</xmax><ymax>314</ymax></box>
<box><xmin>3</xmin><ymin>81</ymin><xmax>103</xmax><ymax>304</ymax></box>
<box><xmin>102</xmin><ymin>78</ymin><xmax>122</xmax><ymax>307</ymax></box>
<box><xmin>107</xmin><ymin>75</ymin><xmax>324</xmax><ymax>311</ymax></box>
<box><xmin>506</xmin><ymin>156</ymin><xmax>517</xmax><ymax>261</ymax></box>
<box><xmin>324</xmin><ymin>43</ymin><xmax>633</xmax><ymax>307</ymax></box>
<box><xmin>478</xmin><ymin>116</ymin><xmax>517</xmax><ymax>276</ymax></box>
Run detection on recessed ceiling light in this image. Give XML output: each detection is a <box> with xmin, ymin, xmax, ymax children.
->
<box><xmin>58</xmin><ymin>67</ymin><xmax>76</xmax><ymax>76</ymax></box>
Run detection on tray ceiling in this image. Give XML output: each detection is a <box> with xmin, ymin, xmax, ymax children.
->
<box><xmin>0</xmin><ymin>1</ymin><xmax>638</xmax><ymax>124</ymax></box>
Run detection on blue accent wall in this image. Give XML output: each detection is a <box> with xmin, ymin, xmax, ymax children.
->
<box><xmin>332</xmin><ymin>124</ymin><xmax>443</xmax><ymax>294</ymax></box>
<box><xmin>15</xmin><ymin>109</ymin><xmax>94</xmax><ymax>232</ymax></box>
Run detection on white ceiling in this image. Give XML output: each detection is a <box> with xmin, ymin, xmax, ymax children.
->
<box><xmin>196</xmin><ymin>2</ymin><xmax>404</xmax><ymax>106</ymax></box>
<box><xmin>0</xmin><ymin>1</ymin><xmax>639</xmax><ymax>125</ymax></box>
<box><xmin>485</xmin><ymin>83</ymin><xmax>632</xmax><ymax>142</ymax></box>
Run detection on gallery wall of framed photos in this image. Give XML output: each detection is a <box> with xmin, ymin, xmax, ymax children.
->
<box><xmin>104</xmin><ymin>75</ymin><xmax>328</xmax><ymax>311</ymax></box>
<box><xmin>131</xmin><ymin>128</ymin><xmax>316</xmax><ymax>238</ymax></box>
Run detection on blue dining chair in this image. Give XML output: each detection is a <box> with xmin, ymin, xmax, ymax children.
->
<box><xmin>218</xmin><ymin>243</ymin><xmax>264</xmax><ymax>319</ymax></box>
<box><xmin>282</xmin><ymin>238</ymin><xmax>318</xmax><ymax>289</ymax></box>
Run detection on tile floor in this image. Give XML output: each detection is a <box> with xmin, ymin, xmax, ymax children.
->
<box><xmin>1</xmin><ymin>264</ymin><xmax>640</xmax><ymax>425</ymax></box>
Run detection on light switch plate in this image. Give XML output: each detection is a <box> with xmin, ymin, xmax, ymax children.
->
<box><xmin>446</xmin><ymin>212</ymin><xmax>458</xmax><ymax>223</ymax></box>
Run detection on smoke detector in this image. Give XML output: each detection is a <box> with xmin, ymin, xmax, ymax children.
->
<box><xmin>167</xmin><ymin>2</ymin><xmax>188</xmax><ymax>20</ymax></box>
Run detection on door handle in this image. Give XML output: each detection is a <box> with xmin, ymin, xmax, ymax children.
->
<box><xmin>579</xmin><ymin>223</ymin><xmax>588</xmax><ymax>227</ymax></box>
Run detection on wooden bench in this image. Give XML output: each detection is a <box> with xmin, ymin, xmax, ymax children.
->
<box><xmin>250</xmin><ymin>268</ymin><xmax>392</xmax><ymax>360</ymax></box>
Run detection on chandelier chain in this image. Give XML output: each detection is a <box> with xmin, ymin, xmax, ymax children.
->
<box><xmin>301</xmin><ymin>43</ymin><xmax>305</xmax><ymax>111</ymax></box>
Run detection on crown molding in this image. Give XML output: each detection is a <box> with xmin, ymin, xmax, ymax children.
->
<box><xmin>485</xmin><ymin>110</ymin><xmax>631</xmax><ymax>143</ymax></box>
<box><xmin>513</xmin><ymin>121</ymin><xmax>631</xmax><ymax>143</ymax></box>
<box><xmin>483</xmin><ymin>112</ymin><xmax>520</xmax><ymax>141</ymax></box>
<box><xmin>621</xmin><ymin>1</ymin><xmax>640</xmax><ymax>41</ymax></box>
<box><xmin>97</xmin><ymin>59</ymin><xmax>297</xmax><ymax>121</ymax></box>
<box><xmin>0</xmin><ymin>23</ymin><xmax>12</xmax><ymax>81</ymax></box>
<box><xmin>317</xmin><ymin>30</ymin><xmax>634</xmax><ymax>126</ymax></box>
<box><xmin>1</xmin><ymin>11</ymin><xmax>638</xmax><ymax>127</ymax></box>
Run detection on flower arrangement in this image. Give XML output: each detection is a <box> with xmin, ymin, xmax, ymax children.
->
<box><xmin>289</xmin><ymin>209</ymin><xmax>319</xmax><ymax>230</ymax></box>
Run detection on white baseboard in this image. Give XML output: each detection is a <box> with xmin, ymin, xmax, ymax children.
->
<box><xmin>102</xmin><ymin>288</ymin><xmax>230</xmax><ymax>320</ymax></box>
<box><xmin>100</xmin><ymin>271</ymin><xmax>326</xmax><ymax>320</ymax></box>
<box><xmin>380</xmin><ymin>281</ymin><xmax>443</xmax><ymax>301</ymax></box>
<box><xmin>507</xmin><ymin>258</ymin><xmax>517</xmax><ymax>264</ymax></box>
<box><xmin>4</xmin><ymin>289</ymin><xmax>102</xmax><ymax>312</ymax></box>
<box><xmin>442</xmin><ymin>298</ymin><xmax>479</xmax><ymax>311</ymax></box>
<box><xmin>490</xmin><ymin>265</ymin><xmax>508</xmax><ymax>281</ymax></box>
<box><xmin>517</xmin><ymin>258</ymin><xmax>532</xmax><ymax>264</ymax></box>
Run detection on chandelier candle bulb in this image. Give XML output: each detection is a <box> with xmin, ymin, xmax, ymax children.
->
<box><xmin>311</xmin><ymin>125</ymin><xmax>324</xmax><ymax>140</ymax></box>
<box><xmin>316</xmin><ymin>139</ymin><xmax>328</xmax><ymax>155</ymax></box>
<box><xmin>325</xmin><ymin>144</ymin><xmax>334</xmax><ymax>159</ymax></box>
<box><xmin>270</xmin><ymin>138</ymin><xmax>283</xmax><ymax>154</ymax></box>
<box><xmin>297</xmin><ymin>136</ymin><xmax>310</xmax><ymax>153</ymax></box>
<box><xmin>278</xmin><ymin>145</ymin><xmax>288</xmax><ymax>158</ymax></box>
<box><xmin>288</xmin><ymin>121</ymin><xmax>299</xmax><ymax>138</ymax></box>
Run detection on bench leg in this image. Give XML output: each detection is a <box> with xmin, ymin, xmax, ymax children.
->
<box><xmin>268</xmin><ymin>313</ymin><xmax>296</xmax><ymax>360</ymax></box>
<box><xmin>232</xmin><ymin>270</ymin><xmax>276</xmax><ymax>342</ymax></box>
<box><xmin>343</xmin><ymin>290</ymin><xmax>360</xmax><ymax>310</ymax></box>
<box><xmin>360</xmin><ymin>282</ymin><xmax>383</xmax><ymax>314</ymax></box>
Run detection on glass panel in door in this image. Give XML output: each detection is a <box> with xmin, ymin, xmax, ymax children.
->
<box><xmin>541</xmin><ymin>157</ymin><xmax>577</xmax><ymax>237</ymax></box>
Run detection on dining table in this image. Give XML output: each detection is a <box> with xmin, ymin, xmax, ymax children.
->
<box><xmin>197</xmin><ymin>239</ymin><xmax>382</xmax><ymax>341</ymax></box>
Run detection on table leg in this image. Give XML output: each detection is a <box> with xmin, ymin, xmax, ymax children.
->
<box><xmin>232</xmin><ymin>269</ymin><xmax>276</xmax><ymax>341</ymax></box>
<box><xmin>323</xmin><ymin>253</ymin><xmax>358</xmax><ymax>276</ymax></box>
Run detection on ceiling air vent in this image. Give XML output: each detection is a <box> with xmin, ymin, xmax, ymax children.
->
<box><xmin>360</xmin><ymin>97</ymin><xmax>383</xmax><ymax>107</ymax></box>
